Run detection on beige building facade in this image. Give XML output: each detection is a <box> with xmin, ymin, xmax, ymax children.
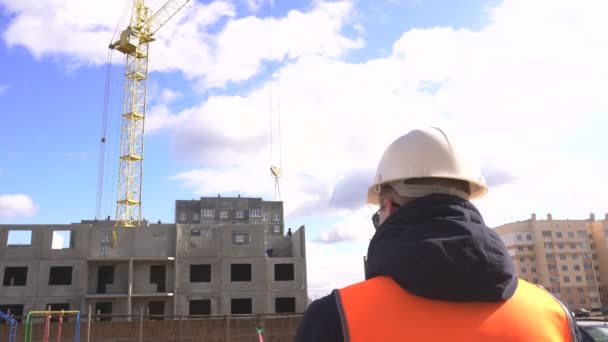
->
<box><xmin>495</xmin><ymin>213</ymin><xmax>608</xmax><ymax>310</ymax></box>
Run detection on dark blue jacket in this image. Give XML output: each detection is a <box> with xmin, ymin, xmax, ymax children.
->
<box><xmin>295</xmin><ymin>194</ymin><xmax>579</xmax><ymax>341</ymax></box>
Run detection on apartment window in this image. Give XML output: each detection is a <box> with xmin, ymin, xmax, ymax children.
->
<box><xmin>578</xmin><ymin>287</ymin><xmax>584</xmax><ymax>293</ymax></box>
<box><xmin>202</xmin><ymin>230</ymin><xmax>211</xmax><ymax>239</ymax></box>
<box><xmin>192</xmin><ymin>213</ymin><xmax>200</xmax><ymax>221</ymax></box>
<box><xmin>101</xmin><ymin>231</ymin><xmax>111</xmax><ymax>243</ymax></box>
<box><xmin>578</xmin><ymin>231</ymin><xmax>586</xmax><ymax>238</ymax></box>
<box><xmin>560</xmin><ymin>254</ymin><xmax>566</xmax><ymax>260</ymax></box>
<box><xmin>235</xmin><ymin>211</ymin><xmax>244</xmax><ymax>219</ymax></box>
<box><xmin>521</xmin><ymin>268</ymin><xmax>527</xmax><ymax>274</ymax></box>
<box><xmin>596</xmin><ymin>265</ymin><xmax>600</xmax><ymax>271</ymax></box>
<box><xmin>600</xmin><ymin>287</ymin><xmax>605</xmax><ymax>293</ymax></box>
<box><xmin>0</xmin><ymin>305</ymin><xmax>24</xmax><ymax>323</ymax></box>
<box><xmin>190</xmin><ymin>264</ymin><xmax>211</xmax><ymax>283</ymax></box>
<box><xmin>552</xmin><ymin>287</ymin><xmax>561</xmax><ymax>294</ymax></box>
<box><xmin>273</xmin><ymin>214</ymin><xmax>280</xmax><ymax>221</ymax></box>
<box><xmin>202</xmin><ymin>209</ymin><xmax>214</xmax><ymax>217</ymax></box>
<box><xmin>189</xmin><ymin>299</ymin><xmax>211</xmax><ymax>316</ymax></box>
<box><xmin>593</xmin><ymin>254</ymin><xmax>598</xmax><ymax>260</ymax></box>
<box><xmin>95</xmin><ymin>302</ymin><xmax>112</xmax><ymax>322</ymax></box>
<box><xmin>548</xmin><ymin>264</ymin><xmax>557</xmax><ymax>271</ymax></box>
<box><xmin>3</xmin><ymin>267</ymin><xmax>27</xmax><ymax>286</ymax></box>
<box><xmin>580</xmin><ymin>298</ymin><xmax>586</xmax><ymax>304</ymax></box>
<box><xmin>49</xmin><ymin>266</ymin><xmax>72</xmax><ymax>286</ymax></box>
<box><xmin>542</xmin><ymin>231</ymin><xmax>552</xmax><ymax>238</ymax></box>
<box><xmin>262</xmin><ymin>214</ymin><xmax>269</xmax><ymax>221</ymax></box>
<box><xmin>231</xmin><ymin>298</ymin><xmax>252</xmax><ymax>314</ymax></box>
<box><xmin>561</xmin><ymin>265</ymin><xmax>568</xmax><ymax>271</ymax></box>
<box><xmin>150</xmin><ymin>265</ymin><xmax>166</xmax><ymax>293</ymax></box>
<box><xmin>275</xmin><ymin>297</ymin><xmax>296</xmax><ymax>313</ymax></box>
<box><xmin>576</xmin><ymin>276</ymin><xmax>582</xmax><ymax>282</ymax></box>
<box><xmin>233</xmin><ymin>233</ymin><xmax>250</xmax><ymax>245</ymax></box>
<box><xmin>550</xmin><ymin>276</ymin><xmax>558</xmax><ymax>283</ymax></box>
<box><xmin>250</xmin><ymin>209</ymin><xmax>261</xmax><ymax>217</ymax></box>
<box><xmin>544</xmin><ymin>242</ymin><xmax>553</xmax><ymax>249</ymax></box>
<box><xmin>531</xmin><ymin>267</ymin><xmax>536</xmax><ymax>273</ymax></box>
<box><xmin>573</xmin><ymin>265</ymin><xmax>580</xmax><ymax>271</ymax></box>
<box><xmin>231</xmin><ymin>264</ymin><xmax>252</xmax><ymax>282</ymax></box>
<box><xmin>584</xmin><ymin>263</ymin><xmax>592</xmax><ymax>270</ymax></box>
<box><xmin>191</xmin><ymin>229</ymin><xmax>201</xmax><ymax>237</ymax></box>
<box><xmin>587</xmin><ymin>275</ymin><xmax>594</xmax><ymax>281</ymax></box>
<box><xmin>519</xmin><ymin>257</ymin><xmax>525</xmax><ymax>262</ymax></box>
<box><xmin>598</xmin><ymin>276</ymin><xmax>602</xmax><ymax>281</ymax></box>
<box><xmin>584</xmin><ymin>253</ymin><xmax>591</xmax><ymax>259</ymax></box>
<box><xmin>572</xmin><ymin>254</ymin><xmax>578</xmax><ymax>260</ymax></box>
<box><xmin>273</xmin><ymin>225</ymin><xmax>281</xmax><ymax>233</ymax></box>
<box><xmin>179</xmin><ymin>212</ymin><xmax>187</xmax><ymax>221</ymax></box>
<box><xmin>589</xmin><ymin>286</ymin><xmax>596</xmax><ymax>292</ymax></box>
<box><xmin>580</xmin><ymin>242</ymin><xmax>588</xmax><ymax>248</ymax></box>
<box><xmin>528</xmin><ymin>246</ymin><xmax>534</xmax><ymax>252</ymax></box>
<box><xmin>570</xmin><ymin>243</ymin><xmax>576</xmax><ymax>249</ymax></box>
<box><xmin>568</xmin><ymin>299</ymin><xmax>574</xmax><ymax>305</ymax></box>
<box><xmin>526</xmin><ymin>234</ymin><xmax>532</xmax><ymax>241</ymax></box>
<box><xmin>566</xmin><ymin>288</ymin><xmax>572</xmax><ymax>293</ymax></box>
<box><xmin>591</xmin><ymin>297</ymin><xmax>599</xmax><ymax>303</ymax></box>
<box><xmin>564</xmin><ymin>276</ymin><xmax>570</xmax><ymax>283</ymax></box>
<box><xmin>568</xmin><ymin>232</ymin><xmax>574</xmax><ymax>238</ymax></box>
<box><xmin>516</xmin><ymin>234</ymin><xmax>522</xmax><ymax>241</ymax></box>
<box><xmin>100</xmin><ymin>246</ymin><xmax>109</xmax><ymax>256</ymax></box>
<box><xmin>7</xmin><ymin>230</ymin><xmax>32</xmax><ymax>246</ymax></box>
<box><xmin>517</xmin><ymin>246</ymin><xmax>523</xmax><ymax>252</ymax></box>
<box><xmin>533</xmin><ymin>278</ymin><xmax>539</xmax><ymax>284</ymax></box>
<box><xmin>556</xmin><ymin>232</ymin><xmax>563</xmax><ymax>238</ymax></box>
<box><xmin>219</xmin><ymin>211</ymin><xmax>228</xmax><ymax>219</ymax></box>
<box><xmin>275</xmin><ymin>264</ymin><xmax>295</xmax><ymax>281</ymax></box>
<box><xmin>558</xmin><ymin>243</ymin><xmax>564</xmax><ymax>249</ymax></box>
<box><xmin>530</xmin><ymin>256</ymin><xmax>535</xmax><ymax>262</ymax></box>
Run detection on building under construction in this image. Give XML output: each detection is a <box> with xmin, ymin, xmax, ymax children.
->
<box><xmin>0</xmin><ymin>196</ymin><xmax>308</xmax><ymax>320</ymax></box>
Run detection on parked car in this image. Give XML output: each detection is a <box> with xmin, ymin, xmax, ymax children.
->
<box><xmin>574</xmin><ymin>309</ymin><xmax>592</xmax><ymax>318</ymax></box>
<box><xmin>600</xmin><ymin>307</ymin><xmax>608</xmax><ymax>315</ymax></box>
<box><xmin>577</xmin><ymin>320</ymin><xmax>608</xmax><ymax>341</ymax></box>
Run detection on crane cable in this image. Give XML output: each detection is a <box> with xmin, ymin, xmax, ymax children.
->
<box><xmin>95</xmin><ymin>0</ymin><xmax>134</xmax><ymax>220</ymax></box>
<box><xmin>267</xmin><ymin>1</ymin><xmax>283</xmax><ymax>200</ymax></box>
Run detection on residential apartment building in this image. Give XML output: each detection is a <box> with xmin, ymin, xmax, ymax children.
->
<box><xmin>495</xmin><ymin>213</ymin><xmax>608</xmax><ymax>310</ymax></box>
<box><xmin>0</xmin><ymin>196</ymin><xmax>307</xmax><ymax>320</ymax></box>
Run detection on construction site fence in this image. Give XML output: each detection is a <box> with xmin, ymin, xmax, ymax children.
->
<box><xmin>0</xmin><ymin>313</ymin><xmax>303</xmax><ymax>342</ymax></box>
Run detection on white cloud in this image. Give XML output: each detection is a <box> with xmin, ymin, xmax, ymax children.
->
<box><xmin>315</xmin><ymin>207</ymin><xmax>375</xmax><ymax>243</ymax></box>
<box><xmin>0</xmin><ymin>194</ymin><xmax>37</xmax><ymax>218</ymax></box>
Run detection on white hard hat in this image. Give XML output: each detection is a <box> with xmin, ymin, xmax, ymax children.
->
<box><xmin>367</xmin><ymin>127</ymin><xmax>487</xmax><ymax>205</ymax></box>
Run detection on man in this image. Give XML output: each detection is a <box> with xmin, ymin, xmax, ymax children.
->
<box><xmin>295</xmin><ymin>128</ymin><xmax>579</xmax><ymax>341</ymax></box>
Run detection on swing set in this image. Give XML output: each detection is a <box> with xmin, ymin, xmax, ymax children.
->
<box><xmin>24</xmin><ymin>310</ymin><xmax>81</xmax><ymax>342</ymax></box>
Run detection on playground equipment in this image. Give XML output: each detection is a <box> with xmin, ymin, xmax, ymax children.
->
<box><xmin>0</xmin><ymin>310</ymin><xmax>17</xmax><ymax>342</ymax></box>
<box><xmin>24</xmin><ymin>310</ymin><xmax>81</xmax><ymax>342</ymax></box>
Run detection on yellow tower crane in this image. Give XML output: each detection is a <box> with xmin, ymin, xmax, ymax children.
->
<box><xmin>109</xmin><ymin>0</ymin><xmax>190</xmax><ymax>227</ymax></box>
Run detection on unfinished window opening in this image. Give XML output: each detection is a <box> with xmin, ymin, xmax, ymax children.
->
<box><xmin>190</xmin><ymin>264</ymin><xmax>211</xmax><ymax>283</ymax></box>
<box><xmin>95</xmin><ymin>302</ymin><xmax>112</xmax><ymax>322</ymax></box>
<box><xmin>3</xmin><ymin>267</ymin><xmax>27</xmax><ymax>286</ymax></box>
<box><xmin>275</xmin><ymin>297</ymin><xmax>296</xmax><ymax>313</ymax></box>
<box><xmin>149</xmin><ymin>301</ymin><xmax>165</xmax><ymax>320</ymax></box>
<box><xmin>150</xmin><ymin>265</ymin><xmax>166</xmax><ymax>292</ymax></box>
<box><xmin>189</xmin><ymin>299</ymin><xmax>211</xmax><ymax>315</ymax></box>
<box><xmin>190</xmin><ymin>229</ymin><xmax>201</xmax><ymax>237</ymax></box>
<box><xmin>231</xmin><ymin>264</ymin><xmax>251</xmax><ymax>282</ymax></box>
<box><xmin>97</xmin><ymin>266</ymin><xmax>114</xmax><ymax>294</ymax></box>
<box><xmin>231</xmin><ymin>298</ymin><xmax>252</xmax><ymax>314</ymax></box>
<box><xmin>52</xmin><ymin>230</ymin><xmax>74</xmax><ymax>250</ymax></box>
<box><xmin>0</xmin><ymin>304</ymin><xmax>24</xmax><ymax>323</ymax></box>
<box><xmin>7</xmin><ymin>230</ymin><xmax>32</xmax><ymax>246</ymax></box>
<box><xmin>49</xmin><ymin>266</ymin><xmax>72</xmax><ymax>286</ymax></box>
<box><xmin>46</xmin><ymin>303</ymin><xmax>70</xmax><ymax>322</ymax></box>
<box><xmin>275</xmin><ymin>264</ymin><xmax>294</xmax><ymax>281</ymax></box>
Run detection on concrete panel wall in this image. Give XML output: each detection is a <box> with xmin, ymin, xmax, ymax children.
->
<box><xmin>36</xmin><ymin>260</ymin><xmax>87</xmax><ymax>297</ymax></box>
<box><xmin>266</xmin><ymin>258</ymin><xmax>306</xmax><ymax>291</ymax></box>
<box><xmin>176</xmin><ymin>225</ymin><xmax>221</xmax><ymax>258</ymax></box>
<box><xmin>178</xmin><ymin>258</ymin><xmax>221</xmax><ymax>293</ymax></box>
<box><xmin>39</xmin><ymin>225</ymin><xmax>90</xmax><ymax>260</ymax></box>
<box><xmin>221</xmin><ymin>258</ymin><xmax>267</xmax><ymax>293</ymax></box>
<box><xmin>133</xmin><ymin>261</ymin><xmax>175</xmax><ymax>294</ymax></box>
<box><xmin>0</xmin><ymin>260</ymin><xmax>40</xmax><ymax>298</ymax></box>
<box><xmin>133</xmin><ymin>225</ymin><xmax>176</xmax><ymax>258</ymax></box>
<box><xmin>220</xmin><ymin>226</ymin><xmax>266</xmax><ymax>258</ymax></box>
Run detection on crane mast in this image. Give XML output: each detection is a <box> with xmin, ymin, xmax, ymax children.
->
<box><xmin>110</xmin><ymin>0</ymin><xmax>189</xmax><ymax>227</ymax></box>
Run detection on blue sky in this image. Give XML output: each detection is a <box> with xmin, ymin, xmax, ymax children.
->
<box><xmin>1</xmin><ymin>0</ymin><xmax>607</xmax><ymax>296</ymax></box>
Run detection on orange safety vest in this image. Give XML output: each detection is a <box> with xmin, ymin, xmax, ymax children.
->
<box><xmin>335</xmin><ymin>276</ymin><xmax>576</xmax><ymax>342</ymax></box>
